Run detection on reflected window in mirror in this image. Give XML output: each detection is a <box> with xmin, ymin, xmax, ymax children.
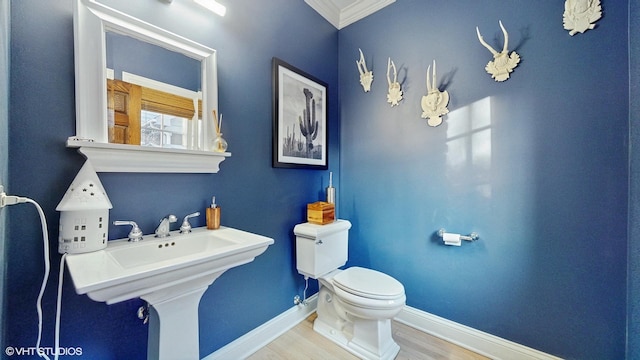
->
<box><xmin>141</xmin><ymin>111</ymin><xmax>188</xmax><ymax>148</ymax></box>
<box><xmin>106</xmin><ymin>72</ymin><xmax>203</xmax><ymax>149</ymax></box>
<box><xmin>106</xmin><ymin>32</ymin><xmax>203</xmax><ymax>150</ymax></box>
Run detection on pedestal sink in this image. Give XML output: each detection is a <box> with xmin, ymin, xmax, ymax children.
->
<box><xmin>65</xmin><ymin>226</ymin><xmax>274</xmax><ymax>360</ymax></box>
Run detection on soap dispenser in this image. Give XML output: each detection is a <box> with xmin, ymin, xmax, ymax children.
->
<box><xmin>206</xmin><ymin>196</ymin><xmax>221</xmax><ymax>230</ymax></box>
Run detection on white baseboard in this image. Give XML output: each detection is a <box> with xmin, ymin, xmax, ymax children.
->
<box><xmin>202</xmin><ymin>295</ymin><xmax>318</xmax><ymax>360</ymax></box>
<box><xmin>204</xmin><ymin>297</ymin><xmax>561</xmax><ymax>360</ymax></box>
<box><xmin>395</xmin><ymin>306</ymin><xmax>562</xmax><ymax>360</ymax></box>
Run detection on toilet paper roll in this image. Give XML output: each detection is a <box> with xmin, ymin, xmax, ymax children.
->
<box><xmin>443</xmin><ymin>233</ymin><xmax>462</xmax><ymax>246</ymax></box>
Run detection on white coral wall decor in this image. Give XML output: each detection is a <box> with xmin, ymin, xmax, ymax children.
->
<box><xmin>563</xmin><ymin>0</ymin><xmax>602</xmax><ymax>36</ymax></box>
<box><xmin>356</xmin><ymin>48</ymin><xmax>373</xmax><ymax>92</ymax></box>
<box><xmin>421</xmin><ymin>60</ymin><xmax>449</xmax><ymax>127</ymax></box>
<box><xmin>386</xmin><ymin>57</ymin><xmax>403</xmax><ymax>106</ymax></box>
<box><xmin>476</xmin><ymin>21</ymin><xmax>521</xmax><ymax>82</ymax></box>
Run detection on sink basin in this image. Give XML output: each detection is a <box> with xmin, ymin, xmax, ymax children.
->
<box><xmin>108</xmin><ymin>235</ymin><xmax>237</xmax><ymax>269</ymax></box>
<box><xmin>65</xmin><ymin>226</ymin><xmax>274</xmax><ymax>360</ymax></box>
<box><xmin>66</xmin><ymin>226</ymin><xmax>274</xmax><ymax>304</ymax></box>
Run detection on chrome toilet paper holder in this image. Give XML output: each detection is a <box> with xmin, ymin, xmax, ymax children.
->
<box><xmin>438</xmin><ymin>228</ymin><xmax>479</xmax><ymax>242</ymax></box>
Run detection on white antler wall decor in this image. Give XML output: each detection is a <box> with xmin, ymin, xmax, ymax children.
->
<box><xmin>386</xmin><ymin>57</ymin><xmax>403</xmax><ymax>106</ymax></box>
<box><xmin>356</xmin><ymin>48</ymin><xmax>373</xmax><ymax>92</ymax></box>
<box><xmin>476</xmin><ymin>21</ymin><xmax>520</xmax><ymax>82</ymax></box>
<box><xmin>563</xmin><ymin>0</ymin><xmax>602</xmax><ymax>36</ymax></box>
<box><xmin>421</xmin><ymin>60</ymin><xmax>449</xmax><ymax>127</ymax></box>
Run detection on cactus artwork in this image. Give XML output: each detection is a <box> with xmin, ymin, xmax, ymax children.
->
<box><xmin>280</xmin><ymin>88</ymin><xmax>321</xmax><ymax>159</ymax></box>
<box><xmin>299</xmin><ymin>88</ymin><xmax>319</xmax><ymax>158</ymax></box>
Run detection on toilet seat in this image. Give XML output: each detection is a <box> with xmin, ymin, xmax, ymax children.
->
<box><xmin>333</xmin><ymin>267</ymin><xmax>404</xmax><ymax>299</ymax></box>
<box><xmin>332</xmin><ymin>267</ymin><xmax>405</xmax><ymax>310</ymax></box>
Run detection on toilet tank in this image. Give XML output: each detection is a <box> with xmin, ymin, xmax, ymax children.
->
<box><xmin>294</xmin><ymin>219</ymin><xmax>352</xmax><ymax>279</ymax></box>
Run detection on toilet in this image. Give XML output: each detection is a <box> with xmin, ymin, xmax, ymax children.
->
<box><xmin>294</xmin><ymin>220</ymin><xmax>406</xmax><ymax>360</ymax></box>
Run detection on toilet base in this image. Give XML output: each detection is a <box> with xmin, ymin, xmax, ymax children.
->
<box><xmin>313</xmin><ymin>316</ymin><xmax>400</xmax><ymax>360</ymax></box>
<box><xmin>313</xmin><ymin>285</ymin><xmax>401</xmax><ymax>360</ymax></box>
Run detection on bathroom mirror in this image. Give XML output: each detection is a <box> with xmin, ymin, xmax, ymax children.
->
<box><xmin>69</xmin><ymin>0</ymin><xmax>229</xmax><ymax>173</ymax></box>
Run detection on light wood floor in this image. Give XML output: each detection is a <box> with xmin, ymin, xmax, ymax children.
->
<box><xmin>246</xmin><ymin>313</ymin><xmax>490</xmax><ymax>360</ymax></box>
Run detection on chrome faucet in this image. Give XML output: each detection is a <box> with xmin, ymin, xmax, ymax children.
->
<box><xmin>180</xmin><ymin>212</ymin><xmax>201</xmax><ymax>234</ymax></box>
<box><xmin>155</xmin><ymin>215</ymin><xmax>177</xmax><ymax>238</ymax></box>
<box><xmin>113</xmin><ymin>220</ymin><xmax>144</xmax><ymax>242</ymax></box>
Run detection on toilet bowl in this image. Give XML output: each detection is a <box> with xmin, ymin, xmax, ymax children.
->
<box><xmin>294</xmin><ymin>220</ymin><xmax>406</xmax><ymax>360</ymax></box>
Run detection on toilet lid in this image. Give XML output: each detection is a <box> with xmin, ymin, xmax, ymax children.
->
<box><xmin>333</xmin><ymin>267</ymin><xmax>404</xmax><ymax>300</ymax></box>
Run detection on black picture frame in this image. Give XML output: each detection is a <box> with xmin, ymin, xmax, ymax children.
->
<box><xmin>272</xmin><ymin>57</ymin><xmax>328</xmax><ymax>169</ymax></box>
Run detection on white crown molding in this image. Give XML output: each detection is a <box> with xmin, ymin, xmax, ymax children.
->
<box><xmin>304</xmin><ymin>0</ymin><xmax>396</xmax><ymax>29</ymax></box>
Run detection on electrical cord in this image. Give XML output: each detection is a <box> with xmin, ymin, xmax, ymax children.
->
<box><xmin>26</xmin><ymin>198</ymin><xmax>52</xmax><ymax>360</ymax></box>
<box><xmin>1</xmin><ymin>189</ymin><xmax>62</xmax><ymax>360</ymax></box>
<box><xmin>55</xmin><ymin>254</ymin><xmax>67</xmax><ymax>360</ymax></box>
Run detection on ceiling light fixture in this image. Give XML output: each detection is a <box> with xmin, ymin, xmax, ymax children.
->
<box><xmin>193</xmin><ymin>0</ymin><xmax>226</xmax><ymax>16</ymax></box>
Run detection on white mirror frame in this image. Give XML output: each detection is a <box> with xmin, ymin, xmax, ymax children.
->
<box><xmin>68</xmin><ymin>0</ymin><xmax>230</xmax><ymax>173</ymax></box>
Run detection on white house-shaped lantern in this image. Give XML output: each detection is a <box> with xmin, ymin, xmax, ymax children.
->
<box><xmin>56</xmin><ymin>161</ymin><xmax>112</xmax><ymax>254</ymax></box>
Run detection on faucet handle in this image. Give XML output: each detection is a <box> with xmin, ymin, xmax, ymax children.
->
<box><xmin>180</xmin><ymin>212</ymin><xmax>201</xmax><ymax>234</ymax></box>
<box><xmin>113</xmin><ymin>221</ymin><xmax>143</xmax><ymax>242</ymax></box>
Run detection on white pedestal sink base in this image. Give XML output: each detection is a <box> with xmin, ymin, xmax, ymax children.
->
<box><xmin>142</xmin><ymin>273</ymin><xmax>225</xmax><ymax>360</ymax></box>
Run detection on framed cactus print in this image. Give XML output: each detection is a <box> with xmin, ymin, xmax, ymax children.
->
<box><xmin>272</xmin><ymin>57</ymin><xmax>328</xmax><ymax>169</ymax></box>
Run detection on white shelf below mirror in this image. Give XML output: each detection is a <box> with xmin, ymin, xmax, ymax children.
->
<box><xmin>67</xmin><ymin>139</ymin><xmax>230</xmax><ymax>173</ymax></box>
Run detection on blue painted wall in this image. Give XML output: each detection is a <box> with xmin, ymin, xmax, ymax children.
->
<box><xmin>4</xmin><ymin>0</ymin><xmax>636</xmax><ymax>359</ymax></box>
<box><xmin>338</xmin><ymin>1</ymin><xmax>628</xmax><ymax>359</ymax></box>
<box><xmin>629</xmin><ymin>0</ymin><xmax>640</xmax><ymax>357</ymax></box>
<box><xmin>5</xmin><ymin>0</ymin><xmax>337</xmax><ymax>358</ymax></box>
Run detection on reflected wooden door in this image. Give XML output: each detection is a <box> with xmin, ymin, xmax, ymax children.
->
<box><xmin>107</xmin><ymin>79</ymin><xmax>141</xmax><ymax>145</ymax></box>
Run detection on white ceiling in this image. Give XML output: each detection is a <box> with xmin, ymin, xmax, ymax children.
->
<box><xmin>304</xmin><ymin>0</ymin><xmax>395</xmax><ymax>29</ymax></box>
